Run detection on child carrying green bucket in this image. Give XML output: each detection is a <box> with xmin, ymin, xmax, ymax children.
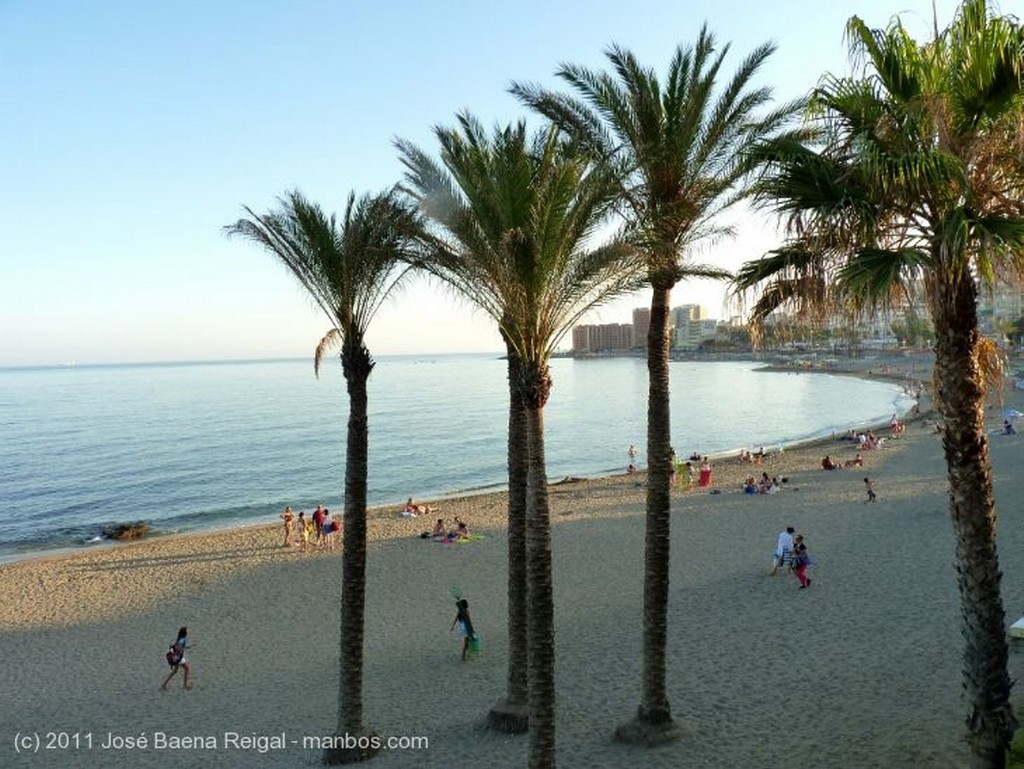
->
<box><xmin>450</xmin><ymin>598</ymin><xmax>479</xmax><ymax>661</ymax></box>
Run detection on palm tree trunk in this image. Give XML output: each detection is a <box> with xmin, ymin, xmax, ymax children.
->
<box><xmin>617</xmin><ymin>282</ymin><xmax>680</xmax><ymax>744</ymax></box>
<box><xmin>931</xmin><ymin>278</ymin><xmax>1016</xmax><ymax>769</ymax></box>
<box><xmin>325</xmin><ymin>346</ymin><xmax>379</xmax><ymax>765</ymax></box>
<box><xmin>489</xmin><ymin>347</ymin><xmax>531</xmax><ymax>733</ymax></box>
<box><xmin>523</xmin><ymin>361</ymin><xmax>555</xmax><ymax>769</ymax></box>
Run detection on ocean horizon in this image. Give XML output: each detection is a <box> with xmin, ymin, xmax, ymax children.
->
<box><xmin>0</xmin><ymin>353</ymin><xmax>914</xmax><ymax>561</ymax></box>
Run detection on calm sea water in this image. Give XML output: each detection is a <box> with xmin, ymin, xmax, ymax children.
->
<box><xmin>0</xmin><ymin>354</ymin><xmax>912</xmax><ymax>559</ymax></box>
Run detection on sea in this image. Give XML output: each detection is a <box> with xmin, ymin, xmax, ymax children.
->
<box><xmin>0</xmin><ymin>353</ymin><xmax>915</xmax><ymax>561</ymax></box>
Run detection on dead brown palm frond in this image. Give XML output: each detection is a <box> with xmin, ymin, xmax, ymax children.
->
<box><xmin>977</xmin><ymin>335</ymin><xmax>1006</xmax><ymax>408</ymax></box>
<box><xmin>314</xmin><ymin>329</ymin><xmax>344</xmax><ymax>379</ymax></box>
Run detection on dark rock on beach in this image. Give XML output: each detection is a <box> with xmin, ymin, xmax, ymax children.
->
<box><xmin>102</xmin><ymin>522</ymin><xmax>150</xmax><ymax>541</ymax></box>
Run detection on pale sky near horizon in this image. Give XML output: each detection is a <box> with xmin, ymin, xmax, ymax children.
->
<box><xmin>1</xmin><ymin>0</ymin><xmax>966</xmax><ymax>367</ymax></box>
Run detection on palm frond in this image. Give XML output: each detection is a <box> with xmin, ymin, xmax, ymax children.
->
<box><xmin>225</xmin><ymin>188</ymin><xmax>422</xmax><ymax>368</ymax></box>
<box><xmin>513</xmin><ymin>32</ymin><xmax>799</xmax><ymax>292</ymax></box>
<box><xmin>313</xmin><ymin>328</ymin><xmax>343</xmax><ymax>379</ymax></box>
<box><xmin>837</xmin><ymin>247</ymin><xmax>929</xmax><ymax>309</ymax></box>
<box><xmin>398</xmin><ymin>113</ymin><xmax>634</xmax><ymax>368</ymax></box>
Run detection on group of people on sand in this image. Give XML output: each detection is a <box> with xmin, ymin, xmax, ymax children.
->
<box><xmin>279</xmin><ymin>504</ymin><xmax>340</xmax><ymax>552</ymax></box>
<box><xmin>669</xmin><ymin>453</ymin><xmax>711</xmax><ymax>489</ymax></box>
<box><xmin>889</xmin><ymin>413</ymin><xmax>906</xmax><ymax>436</ymax></box>
<box><xmin>838</xmin><ymin>428</ymin><xmax>886</xmax><ymax>450</ymax></box>
<box><xmin>743</xmin><ymin>472</ymin><xmax>782</xmax><ymax>495</ymax></box>
<box><xmin>820</xmin><ymin>451</ymin><xmax>865</xmax><ymax>471</ymax></box>
<box><xmin>627</xmin><ymin>445</ymin><xmax>713</xmax><ymax>491</ymax></box>
<box><xmin>423</xmin><ymin>515</ymin><xmax>471</xmax><ymax>542</ymax></box>
<box><xmin>770</xmin><ymin>527</ymin><xmax>813</xmax><ymax>589</ymax></box>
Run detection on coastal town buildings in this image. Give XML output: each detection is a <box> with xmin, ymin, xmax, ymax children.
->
<box><xmin>570</xmin><ymin>277</ymin><xmax>1024</xmax><ymax>356</ymax></box>
<box><xmin>632</xmin><ymin>307</ymin><xmax>650</xmax><ymax>350</ymax></box>
<box><xmin>571</xmin><ymin>322</ymin><xmax>634</xmax><ymax>353</ymax></box>
<box><xmin>572</xmin><ymin>304</ymin><xmax>726</xmax><ymax>354</ymax></box>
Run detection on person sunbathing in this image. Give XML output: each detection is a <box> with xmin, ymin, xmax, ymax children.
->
<box><xmin>844</xmin><ymin>452</ymin><xmax>864</xmax><ymax>468</ymax></box>
<box><xmin>405</xmin><ymin>497</ymin><xmax>439</xmax><ymax>516</ymax></box>
<box><xmin>821</xmin><ymin>455</ymin><xmax>838</xmax><ymax>471</ymax></box>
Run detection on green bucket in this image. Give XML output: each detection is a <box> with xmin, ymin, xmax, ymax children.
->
<box><xmin>469</xmin><ymin>635</ymin><xmax>482</xmax><ymax>653</ymax></box>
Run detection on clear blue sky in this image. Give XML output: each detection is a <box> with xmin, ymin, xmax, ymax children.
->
<box><xmin>1</xmin><ymin>0</ymin><xmax>963</xmax><ymax>366</ymax></box>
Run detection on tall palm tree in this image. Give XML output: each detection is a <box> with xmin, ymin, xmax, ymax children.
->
<box><xmin>512</xmin><ymin>31</ymin><xmax>797</xmax><ymax>743</ymax></box>
<box><xmin>225</xmin><ymin>189</ymin><xmax>421</xmax><ymax>764</ymax></box>
<box><xmin>398</xmin><ymin>114</ymin><xmax>638</xmax><ymax>768</ymax></box>
<box><xmin>398</xmin><ymin>128</ymin><xmax>531</xmax><ymax>736</ymax></box>
<box><xmin>733</xmin><ymin>3</ymin><xmax>1024</xmax><ymax>766</ymax></box>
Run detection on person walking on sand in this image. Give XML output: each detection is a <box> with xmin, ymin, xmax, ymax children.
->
<box><xmin>280</xmin><ymin>506</ymin><xmax>294</xmax><ymax>547</ymax></box>
<box><xmin>161</xmin><ymin>626</ymin><xmax>192</xmax><ymax>690</ymax></box>
<box><xmin>450</xmin><ymin>598</ymin><xmax>476</xmax><ymax>661</ymax></box>
<box><xmin>864</xmin><ymin>477</ymin><xmax>877</xmax><ymax>503</ymax></box>
<box><xmin>793</xmin><ymin>535</ymin><xmax>812</xmax><ymax>589</ymax></box>
<box><xmin>770</xmin><ymin>526</ymin><xmax>795</xmax><ymax>575</ymax></box>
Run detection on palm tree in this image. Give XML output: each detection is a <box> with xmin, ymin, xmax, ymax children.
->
<box><xmin>225</xmin><ymin>189</ymin><xmax>421</xmax><ymax>764</ymax></box>
<box><xmin>398</xmin><ymin>114</ymin><xmax>638</xmax><ymax>767</ymax></box>
<box><xmin>398</xmin><ymin>128</ymin><xmax>531</xmax><ymax>736</ymax></box>
<box><xmin>733</xmin><ymin>3</ymin><xmax>1024</xmax><ymax>765</ymax></box>
<box><xmin>512</xmin><ymin>31</ymin><xmax>797</xmax><ymax>743</ymax></box>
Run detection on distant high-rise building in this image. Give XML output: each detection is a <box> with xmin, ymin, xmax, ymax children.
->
<box><xmin>632</xmin><ymin>307</ymin><xmax>651</xmax><ymax>349</ymax></box>
<box><xmin>672</xmin><ymin>318</ymin><xmax>719</xmax><ymax>350</ymax></box>
<box><xmin>572</xmin><ymin>323</ymin><xmax>633</xmax><ymax>354</ymax></box>
<box><xmin>672</xmin><ymin>304</ymin><xmax>705</xmax><ymax>327</ymax></box>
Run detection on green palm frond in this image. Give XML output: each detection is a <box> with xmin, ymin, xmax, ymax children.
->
<box><xmin>733</xmin><ymin>246</ymin><xmax>822</xmax><ymax>292</ymax></box>
<box><xmin>943</xmin><ymin>0</ymin><xmax>1024</xmax><ymax>132</ymax></box>
<box><xmin>737</xmin><ymin>0</ymin><xmax>1024</xmax><ymax>325</ymax></box>
<box><xmin>397</xmin><ymin>114</ymin><xmax>639</xmax><ymax>368</ymax></box>
<box><xmin>513</xmin><ymin>29</ymin><xmax>798</xmax><ymax>289</ymax></box>
<box><xmin>225</xmin><ymin>189</ymin><xmax>422</xmax><ymax>374</ymax></box>
<box><xmin>845</xmin><ymin>15</ymin><xmax>924</xmax><ymax>104</ymax></box>
<box><xmin>837</xmin><ymin>247</ymin><xmax>928</xmax><ymax>308</ymax></box>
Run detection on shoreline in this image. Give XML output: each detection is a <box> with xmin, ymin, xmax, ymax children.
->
<box><xmin>0</xmin><ymin>355</ymin><xmax>928</xmax><ymax>566</ymax></box>
<box><xmin>0</xmin><ymin>398</ymin><xmax>924</xmax><ymax>632</ymax></box>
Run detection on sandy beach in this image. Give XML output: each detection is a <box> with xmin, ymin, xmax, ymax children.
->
<box><xmin>3</xmin><ymin>355</ymin><xmax>1024</xmax><ymax>768</ymax></box>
